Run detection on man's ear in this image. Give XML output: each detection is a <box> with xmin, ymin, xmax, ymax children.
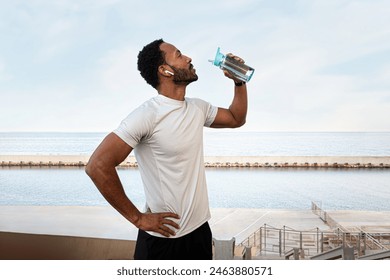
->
<box><xmin>158</xmin><ymin>65</ymin><xmax>174</xmax><ymax>76</ymax></box>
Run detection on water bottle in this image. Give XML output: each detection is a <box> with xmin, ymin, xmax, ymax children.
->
<box><xmin>209</xmin><ymin>47</ymin><xmax>254</xmax><ymax>82</ymax></box>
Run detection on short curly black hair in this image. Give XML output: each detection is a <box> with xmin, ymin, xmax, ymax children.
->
<box><xmin>137</xmin><ymin>39</ymin><xmax>165</xmax><ymax>89</ymax></box>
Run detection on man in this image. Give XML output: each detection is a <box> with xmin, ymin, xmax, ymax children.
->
<box><xmin>86</xmin><ymin>39</ymin><xmax>247</xmax><ymax>260</ymax></box>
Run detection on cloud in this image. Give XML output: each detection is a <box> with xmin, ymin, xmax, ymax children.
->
<box><xmin>236</xmin><ymin>0</ymin><xmax>390</xmax><ymax>131</ymax></box>
<box><xmin>0</xmin><ymin>60</ymin><xmax>13</xmax><ymax>81</ymax></box>
<box><xmin>1</xmin><ymin>0</ymin><xmax>389</xmax><ymax>132</ymax></box>
<box><xmin>324</xmin><ymin>95</ymin><xmax>390</xmax><ymax>131</ymax></box>
<box><xmin>94</xmin><ymin>44</ymin><xmax>154</xmax><ymax>109</ymax></box>
<box><xmin>97</xmin><ymin>46</ymin><xmax>138</xmax><ymax>92</ymax></box>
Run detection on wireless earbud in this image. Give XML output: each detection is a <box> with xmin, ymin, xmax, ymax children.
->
<box><xmin>165</xmin><ymin>70</ymin><xmax>174</xmax><ymax>76</ymax></box>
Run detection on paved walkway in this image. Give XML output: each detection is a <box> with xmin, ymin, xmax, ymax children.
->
<box><xmin>209</xmin><ymin>208</ymin><xmax>330</xmax><ymax>243</ymax></box>
<box><xmin>1</xmin><ymin>206</ymin><xmax>390</xmax><ymax>244</ymax></box>
<box><xmin>327</xmin><ymin>210</ymin><xmax>390</xmax><ymax>233</ymax></box>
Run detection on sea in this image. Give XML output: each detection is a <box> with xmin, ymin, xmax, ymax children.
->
<box><xmin>1</xmin><ymin>131</ymin><xmax>390</xmax><ymax>211</ymax></box>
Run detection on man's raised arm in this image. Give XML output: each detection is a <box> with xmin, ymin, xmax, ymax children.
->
<box><xmin>210</xmin><ymin>53</ymin><xmax>248</xmax><ymax>129</ymax></box>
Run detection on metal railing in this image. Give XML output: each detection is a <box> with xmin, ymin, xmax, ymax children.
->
<box><xmin>239</xmin><ymin>224</ymin><xmax>327</xmax><ymax>258</ymax></box>
<box><xmin>311</xmin><ymin>201</ymin><xmax>390</xmax><ymax>255</ymax></box>
<box><xmin>237</xmin><ymin>202</ymin><xmax>390</xmax><ymax>259</ymax></box>
<box><xmin>238</xmin><ymin>223</ymin><xmax>390</xmax><ymax>259</ymax></box>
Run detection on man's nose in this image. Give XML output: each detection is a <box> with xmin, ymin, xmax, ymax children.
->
<box><xmin>185</xmin><ymin>55</ymin><xmax>192</xmax><ymax>63</ymax></box>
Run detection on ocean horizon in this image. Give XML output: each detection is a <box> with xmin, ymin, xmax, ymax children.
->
<box><xmin>1</xmin><ymin>131</ymin><xmax>390</xmax><ymax>156</ymax></box>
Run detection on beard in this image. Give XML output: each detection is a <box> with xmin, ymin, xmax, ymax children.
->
<box><xmin>171</xmin><ymin>65</ymin><xmax>198</xmax><ymax>85</ymax></box>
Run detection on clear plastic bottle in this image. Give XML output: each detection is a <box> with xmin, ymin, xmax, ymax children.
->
<box><xmin>209</xmin><ymin>47</ymin><xmax>254</xmax><ymax>82</ymax></box>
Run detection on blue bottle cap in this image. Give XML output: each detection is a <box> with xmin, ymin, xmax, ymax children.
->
<box><xmin>212</xmin><ymin>47</ymin><xmax>225</xmax><ymax>66</ymax></box>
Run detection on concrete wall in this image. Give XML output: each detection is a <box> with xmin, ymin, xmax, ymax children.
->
<box><xmin>0</xmin><ymin>231</ymin><xmax>135</xmax><ymax>260</ymax></box>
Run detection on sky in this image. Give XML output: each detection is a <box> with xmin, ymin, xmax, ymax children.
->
<box><xmin>0</xmin><ymin>0</ymin><xmax>389</xmax><ymax>132</ymax></box>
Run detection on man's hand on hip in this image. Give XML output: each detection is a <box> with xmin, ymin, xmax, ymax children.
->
<box><xmin>135</xmin><ymin>212</ymin><xmax>180</xmax><ymax>237</ymax></box>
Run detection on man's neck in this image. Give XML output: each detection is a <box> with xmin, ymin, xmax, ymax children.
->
<box><xmin>158</xmin><ymin>84</ymin><xmax>187</xmax><ymax>101</ymax></box>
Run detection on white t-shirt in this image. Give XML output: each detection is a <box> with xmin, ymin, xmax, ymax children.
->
<box><xmin>114</xmin><ymin>94</ymin><xmax>218</xmax><ymax>238</ymax></box>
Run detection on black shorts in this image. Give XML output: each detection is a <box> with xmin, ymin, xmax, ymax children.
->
<box><xmin>134</xmin><ymin>222</ymin><xmax>212</xmax><ymax>260</ymax></box>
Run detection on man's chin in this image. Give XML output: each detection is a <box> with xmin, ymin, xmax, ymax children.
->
<box><xmin>174</xmin><ymin>75</ymin><xmax>198</xmax><ymax>85</ymax></box>
<box><xmin>188</xmin><ymin>76</ymin><xmax>198</xmax><ymax>85</ymax></box>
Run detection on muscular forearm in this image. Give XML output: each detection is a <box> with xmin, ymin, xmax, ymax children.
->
<box><xmin>86</xmin><ymin>133</ymin><xmax>179</xmax><ymax>237</ymax></box>
<box><xmin>228</xmin><ymin>83</ymin><xmax>247</xmax><ymax>126</ymax></box>
<box><xmin>86</xmin><ymin>158</ymin><xmax>180</xmax><ymax>237</ymax></box>
<box><xmin>86</xmin><ymin>161</ymin><xmax>142</xmax><ymax>225</ymax></box>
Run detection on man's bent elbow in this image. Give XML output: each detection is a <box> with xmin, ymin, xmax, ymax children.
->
<box><xmin>85</xmin><ymin>158</ymin><xmax>100</xmax><ymax>180</ymax></box>
<box><xmin>238</xmin><ymin>119</ymin><xmax>246</xmax><ymax>127</ymax></box>
<box><xmin>85</xmin><ymin>161</ymin><xmax>94</xmax><ymax>178</ymax></box>
<box><xmin>232</xmin><ymin>118</ymin><xmax>246</xmax><ymax>128</ymax></box>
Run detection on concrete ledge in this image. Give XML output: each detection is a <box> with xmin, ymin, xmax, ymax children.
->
<box><xmin>358</xmin><ymin>249</ymin><xmax>390</xmax><ymax>260</ymax></box>
<box><xmin>0</xmin><ymin>231</ymin><xmax>135</xmax><ymax>260</ymax></box>
<box><xmin>1</xmin><ymin>155</ymin><xmax>389</xmax><ymax>168</ymax></box>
